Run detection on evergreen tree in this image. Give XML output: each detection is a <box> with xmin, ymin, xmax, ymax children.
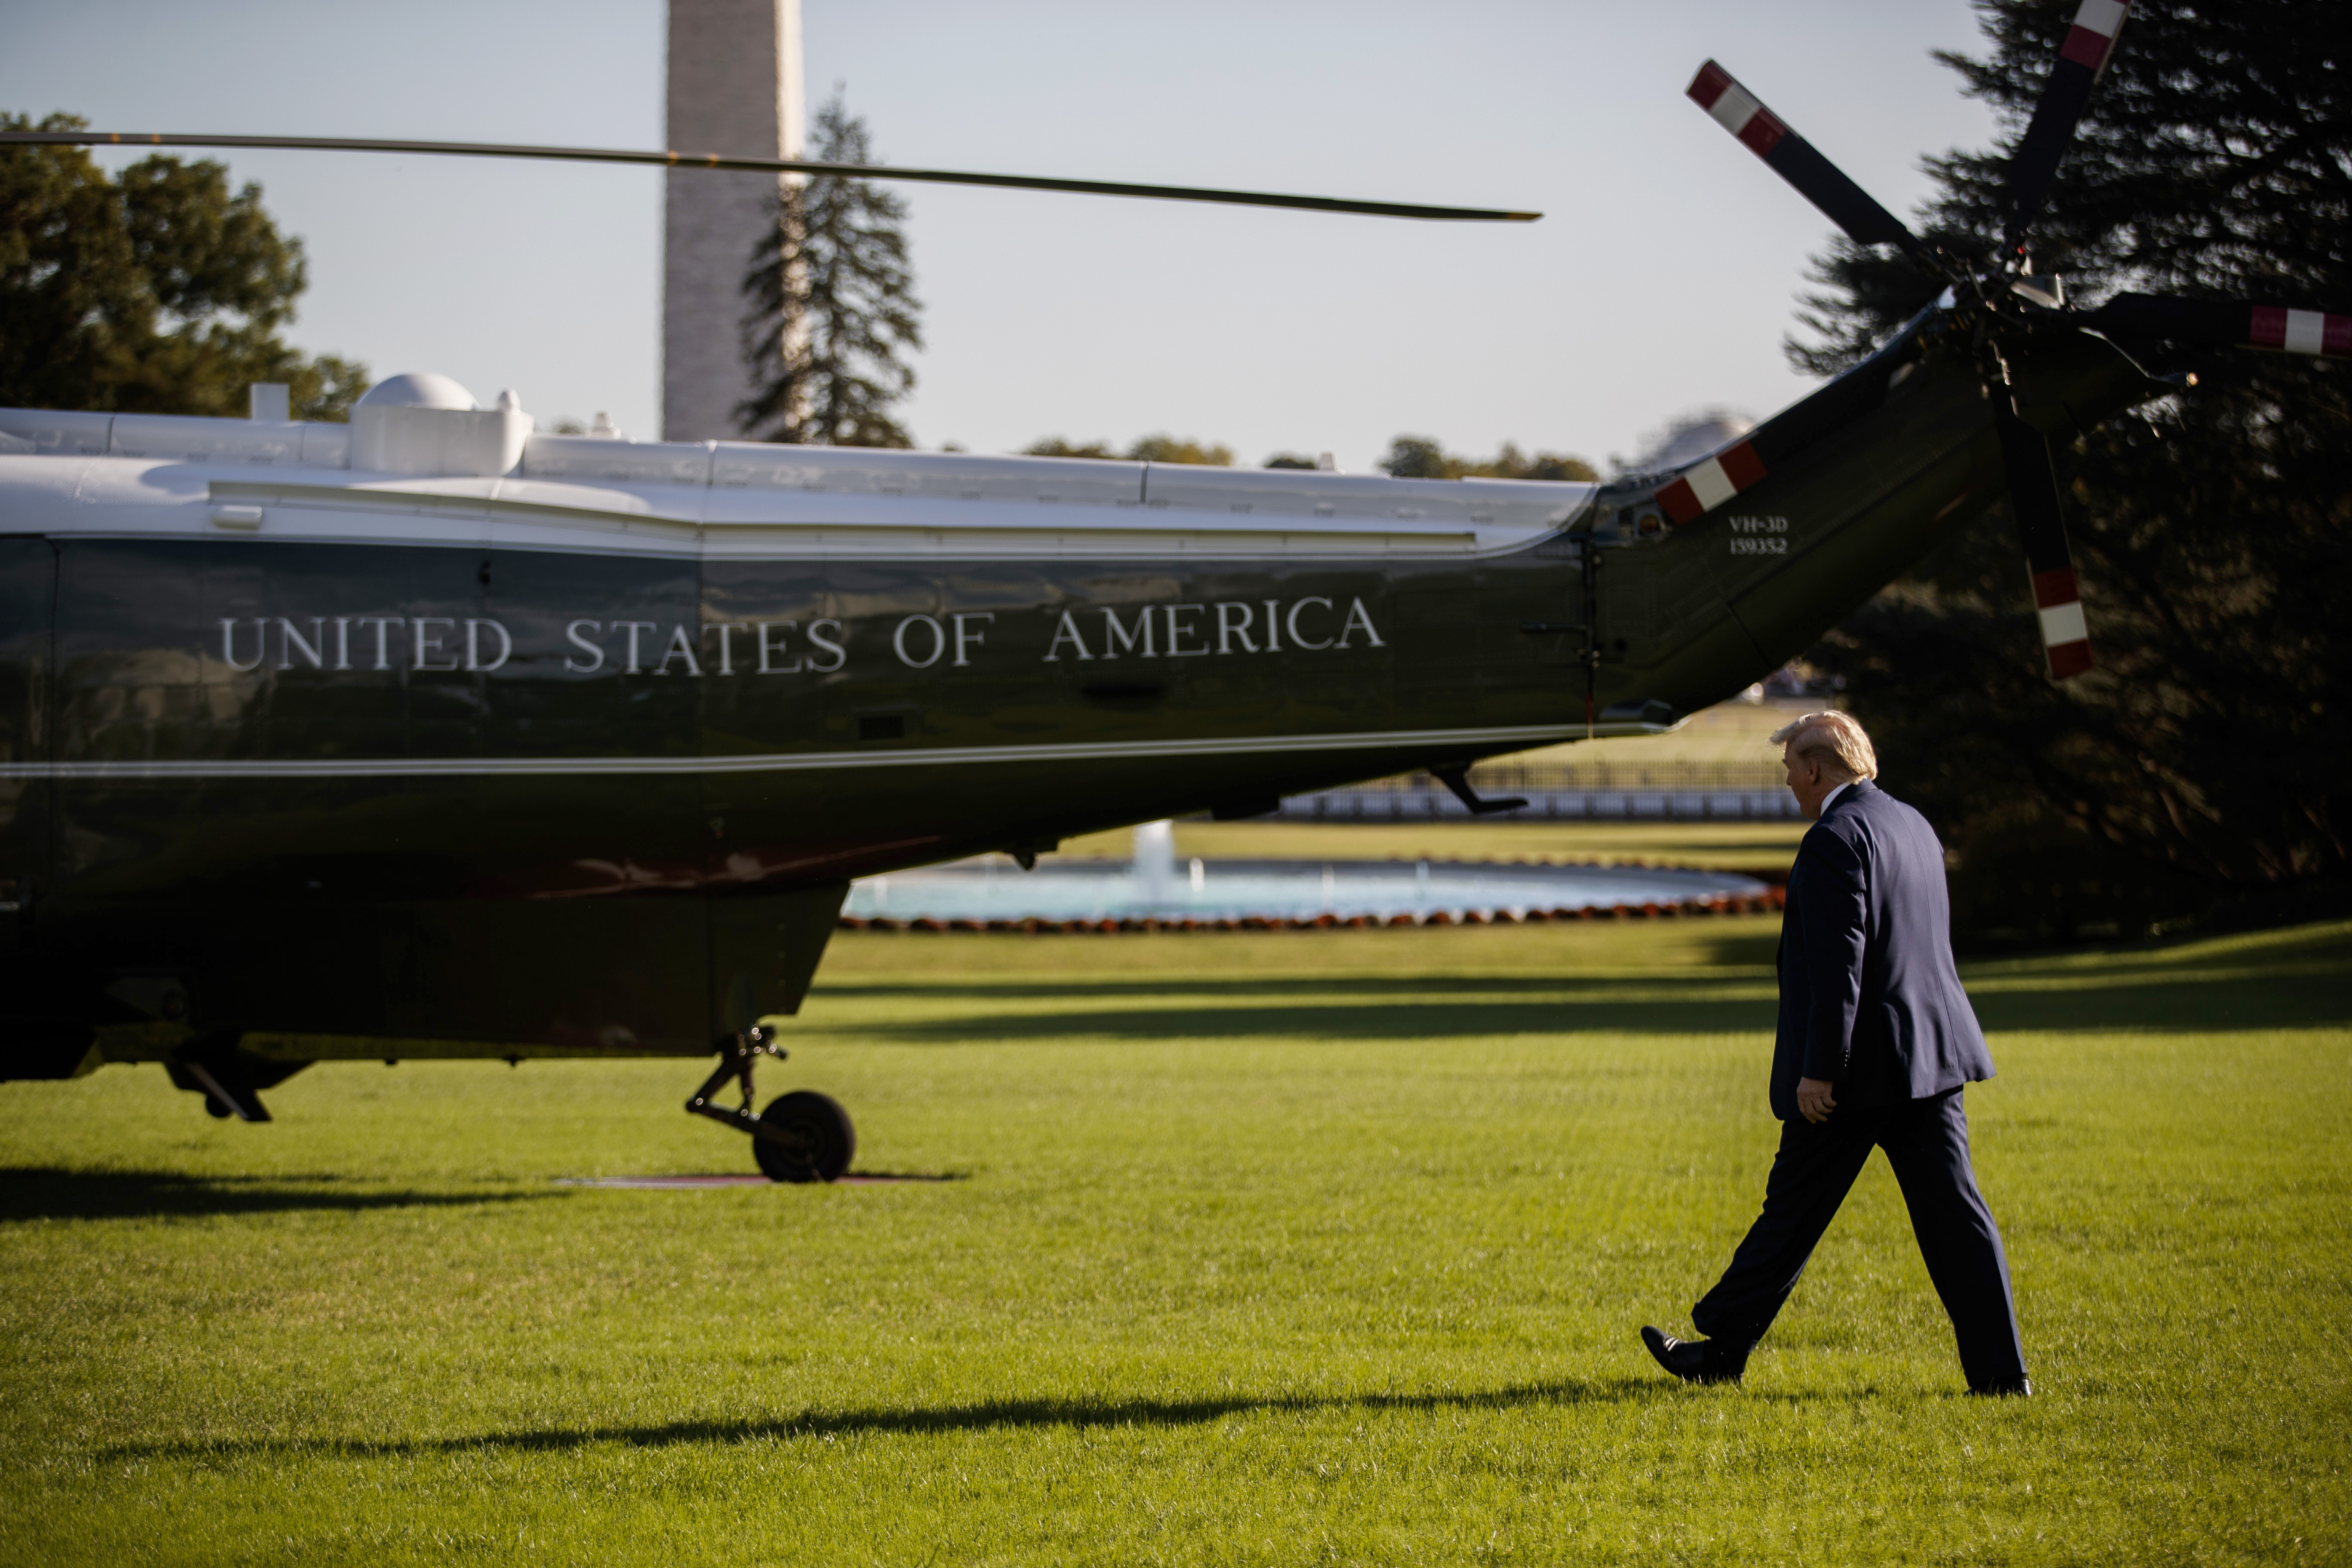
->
<box><xmin>1789</xmin><ymin>0</ymin><xmax>2350</xmax><ymax>942</ymax></box>
<box><xmin>738</xmin><ymin>94</ymin><xmax>922</xmax><ymax>447</ymax></box>
<box><xmin>0</xmin><ymin>113</ymin><xmax>365</xmax><ymax>418</ymax></box>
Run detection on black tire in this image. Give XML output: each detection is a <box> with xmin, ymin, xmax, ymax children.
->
<box><xmin>751</xmin><ymin>1090</ymin><xmax>855</xmax><ymax>1184</ymax></box>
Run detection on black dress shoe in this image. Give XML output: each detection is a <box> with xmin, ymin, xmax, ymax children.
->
<box><xmin>1640</xmin><ymin>1325</ymin><xmax>1746</xmax><ymax>1385</ymax></box>
<box><xmin>1966</xmin><ymin>1375</ymin><xmax>2033</xmax><ymax>1397</ymax></box>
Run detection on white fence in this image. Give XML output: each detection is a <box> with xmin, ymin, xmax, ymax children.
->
<box><xmin>1271</xmin><ymin>762</ymin><xmax>1801</xmax><ymax>821</ymax></box>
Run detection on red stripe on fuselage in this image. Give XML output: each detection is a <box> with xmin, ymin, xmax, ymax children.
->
<box><xmin>1657</xmin><ymin>478</ymin><xmax>1702</xmax><ymax>526</ymax></box>
<box><xmin>1719</xmin><ymin>441</ymin><xmax>1768</xmax><ymax>490</ymax></box>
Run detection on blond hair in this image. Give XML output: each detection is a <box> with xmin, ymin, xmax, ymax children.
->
<box><xmin>1770</xmin><ymin>710</ymin><xmax>1877</xmax><ymax>781</ymax></box>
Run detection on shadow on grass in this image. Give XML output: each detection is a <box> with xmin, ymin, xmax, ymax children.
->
<box><xmin>856</xmin><ymin>995</ymin><xmax>1770</xmax><ymax>1044</ymax></box>
<box><xmin>0</xmin><ymin>1168</ymin><xmax>560</xmax><ymax>1222</ymax></box>
<box><xmin>106</xmin><ymin>1376</ymin><xmax>1680</xmax><ymax>1461</ymax></box>
<box><xmin>825</xmin><ymin>962</ymin><xmax>2352</xmax><ymax>1045</ymax></box>
<box><xmin>819</xmin><ymin>971</ymin><xmax>1770</xmax><ymax>1004</ymax></box>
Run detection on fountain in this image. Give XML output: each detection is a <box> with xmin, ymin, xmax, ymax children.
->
<box><xmin>1133</xmin><ymin>818</ymin><xmax>1177</xmax><ymax>904</ymax></box>
<box><xmin>839</xmin><ymin>821</ymin><xmax>1774</xmax><ymax>930</ymax></box>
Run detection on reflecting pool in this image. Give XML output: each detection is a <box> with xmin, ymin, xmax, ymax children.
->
<box><xmin>844</xmin><ymin>821</ymin><xmax>1770</xmax><ymax>928</ymax></box>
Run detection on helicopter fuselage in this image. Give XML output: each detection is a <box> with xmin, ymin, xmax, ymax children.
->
<box><xmin>0</xmin><ymin>303</ymin><xmax>2160</xmax><ymax>1075</ymax></box>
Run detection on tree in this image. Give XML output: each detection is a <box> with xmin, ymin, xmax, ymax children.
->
<box><xmin>1378</xmin><ymin>435</ymin><xmax>1597</xmax><ymax>482</ymax></box>
<box><xmin>1124</xmin><ymin>435</ymin><xmax>1233</xmax><ymax>467</ymax></box>
<box><xmin>1023</xmin><ymin>435</ymin><xmax>1232</xmax><ymax>466</ymax></box>
<box><xmin>0</xmin><ymin>113</ymin><xmax>365</xmax><ymax>419</ymax></box>
<box><xmin>1789</xmin><ymin>0</ymin><xmax>2351</xmax><ymax>943</ymax></box>
<box><xmin>739</xmin><ymin>94</ymin><xmax>923</xmax><ymax>447</ymax></box>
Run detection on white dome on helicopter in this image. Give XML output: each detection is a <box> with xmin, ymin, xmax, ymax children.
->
<box><xmin>355</xmin><ymin>372</ymin><xmax>480</xmax><ymax>412</ymax></box>
<box><xmin>350</xmin><ymin>374</ymin><xmax>528</xmax><ymax>476</ymax></box>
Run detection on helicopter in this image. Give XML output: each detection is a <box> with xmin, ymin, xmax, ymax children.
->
<box><xmin>0</xmin><ymin>0</ymin><xmax>2343</xmax><ymax>1179</ymax></box>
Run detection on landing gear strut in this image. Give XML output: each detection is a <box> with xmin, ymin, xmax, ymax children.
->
<box><xmin>685</xmin><ymin>1027</ymin><xmax>855</xmax><ymax>1183</ymax></box>
<box><xmin>165</xmin><ymin>1035</ymin><xmax>310</xmax><ymax>1121</ymax></box>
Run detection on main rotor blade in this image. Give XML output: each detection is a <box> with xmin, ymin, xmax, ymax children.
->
<box><xmin>2087</xmin><ymin>291</ymin><xmax>2352</xmax><ymax>360</ymax></box>
<box><xmin>2002</xmin><ymin>0</ymin><xmax>2134</xmax><ymax>258</ymax></box>
<box><xmin>1994</xmin><ymin>402</ymin><xmax>2094</xmax><ymax>681</ymax></box>
<box><xmin>1685</xmin><ymin>61</ymin><xmax>1926</xmax><ymax>262</ymax></box>
<box><xmin>0</xmin><ymin>130</ymin><xmax>1540</xmax><ymax>224</ymax></box>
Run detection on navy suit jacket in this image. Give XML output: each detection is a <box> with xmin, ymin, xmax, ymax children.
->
<box><xmin>1772</xmin><ymin>780</ymin><xmax>1995</xmax><ymax>1121</ymax></box>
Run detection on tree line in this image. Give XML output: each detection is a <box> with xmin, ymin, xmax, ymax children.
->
<box><xmin>6</xmin><ymin>2</ymin><xmax>2343</xmax><ymax>947</ymax></box>
<box><xmin>0</xmin><ymin>98</ymin><xmax>1600</xmax><ymax>487</ymax></box>
<box><xmin>1791</xmin><ymin>0</ymin><xmax>2349</xmax><ymax>946</ymax></box>
<box><xmin>0</xmin><ymin>112</ymin><xmax>364</xmax><ymax>420</ymax></box>
<box><xmin>1021</xmin><ymin>434</ymin><xmax>1598</xmax><ymax>480</ymax></box>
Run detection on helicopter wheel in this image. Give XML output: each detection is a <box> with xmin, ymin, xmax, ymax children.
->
<box><xmin>751</xmin><ymin>1090</ymin><xmax>856</xmax><ymax>1184</ymax></box>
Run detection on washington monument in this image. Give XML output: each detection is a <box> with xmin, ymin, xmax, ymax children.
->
<box><xmin>664</xmin><ymin>0</ymin><xmax>805</xmax><ymax>441</ymax></box>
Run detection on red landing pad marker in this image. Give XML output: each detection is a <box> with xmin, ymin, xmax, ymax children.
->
<box><xmin>557</xmin><ymin>1173</ymin><xmax>958</xmax><ymax>1188</ymax></box>
<box><xmin>557</xmin><ymin>1175</ymin><xmax>773</xmax><ymax>1188</ymax></box>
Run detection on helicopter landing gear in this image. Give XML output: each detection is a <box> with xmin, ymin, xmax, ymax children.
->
<box><xmin>164</xmin><ymin>1035</ymin><xmax>310</xmax><ymax>1122</ymax></box>
<box><xmin>749</xmin><ymin>1090</ymin><xmax>856</xmax><ymax>1184</ymax></box>
<box><xmin>684</xmin><ymin>1027</ymin><xmax>856</xmax><ymax>1184</ymax></box>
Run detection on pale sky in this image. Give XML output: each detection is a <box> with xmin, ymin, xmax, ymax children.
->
<box><xmin>1</xmin><ymin>0</ymin><xmax>2002</xmax><ymax>471</ymax></box>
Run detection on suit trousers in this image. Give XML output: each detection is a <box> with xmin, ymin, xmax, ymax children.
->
<box><xmin>1690</xmin><ymin>1087</ymin><xmax>2027</xmax><ymax>1386</ymax></box>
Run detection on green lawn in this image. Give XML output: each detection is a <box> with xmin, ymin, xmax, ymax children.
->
<box><xmin>4</xmin><ymin>918</ymin><xmax>2349</xmax><ymax>1565</ymax></box>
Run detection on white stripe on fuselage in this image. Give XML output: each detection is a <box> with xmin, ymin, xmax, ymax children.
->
<box><xmin>0</xmin><ymin>720</ymin><xmax>1662</xmax><ymax>781</ymax></box>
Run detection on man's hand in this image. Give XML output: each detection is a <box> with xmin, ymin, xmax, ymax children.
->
<box><xmin>1797</xmin><ymin>1077</ymin><xmax>1838</xmax><ymax>1124</ymax></box>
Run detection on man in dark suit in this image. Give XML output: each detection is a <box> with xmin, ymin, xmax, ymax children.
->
<box><xmin>1640</xmin><ymin>711</ymin><xmax>2030</xmax><ymax>1395</ymax></box>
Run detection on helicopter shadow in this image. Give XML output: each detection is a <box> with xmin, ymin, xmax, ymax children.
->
<box><xmin>1964</xmin><ymin>967</ymin><xmax>2352</xmax><ymax>1035</ymax></box>
<box><xmin>816</xmin><ymin>932</ymin><xmax>1787</xmax><ymax>1003</ymax></box>
<box><xmin>818</xmin><ymin>967</ymin><xmax>1773</xmax><ymax>1005</ymax></box>
<box><xmin>836</xmin><ymin>960</ymin><xmax>2352</xmax><ymax>1045</ymax></box>
<box><xmin>0</xmin><ymin>1167</ymin><xmax>561</xmax><ymax>1223</ymax></box>
<box><xmin>106</xmin><ymin>1374</ymin><xmax>1774</xmax><ymax>1462</ymax></box>
<box><xmin>859</xmin><ymin>992</ymin><xmax>1770</xmax><ymax>1045</ymax></box>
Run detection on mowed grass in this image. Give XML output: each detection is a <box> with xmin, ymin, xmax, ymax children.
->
<box><xmin>3</xmin><ymin>918</ymin><xmax>2349</xmax><ymax>1565</ymax></box>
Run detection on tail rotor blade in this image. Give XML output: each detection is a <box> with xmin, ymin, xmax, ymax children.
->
<box><xmin>2087</xmin><ymin>292</ymin><xmax>2352</xmax><ymax>360</ymax></box>
<box><xmin>2003</xmin><ymin>0</ymin><xmax>2134</xmax><ymax>257</ymax></box>
<box><xmin>1995</xmin><ymin>404</ymin><xmax>2094</xmax><ymax>680</ymax></box>
<box><xmin>1686</xmin><ymin>61</ymin><xmax>1927</xmax><ymax>262</ymax></box>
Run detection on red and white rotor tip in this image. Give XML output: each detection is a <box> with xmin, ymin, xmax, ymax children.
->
<box><xmin>2033</xmin><ymin>567</ymin><xmax>2094</xmax><ymax>680</ymax></box>
<box><xmin>2059</xmin><ymin>0</ymin><xmax>2131</xmax><ymax>75</ymax></box>
<box><xmin>2250</xmin><ymin>307</ymin><xmax>2352</xmax><ymax>358</ymax></box>
<box><xmin>1686</xmin><ymin>61</ymin><xmax>1788</xmax><ymax>158</ymax></box>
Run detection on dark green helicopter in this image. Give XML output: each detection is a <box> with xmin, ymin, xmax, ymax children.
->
<box><xmin>0</xmin><ymin>0</ymin><xmax>2343</xmax><ymax>1178</ymax></box>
